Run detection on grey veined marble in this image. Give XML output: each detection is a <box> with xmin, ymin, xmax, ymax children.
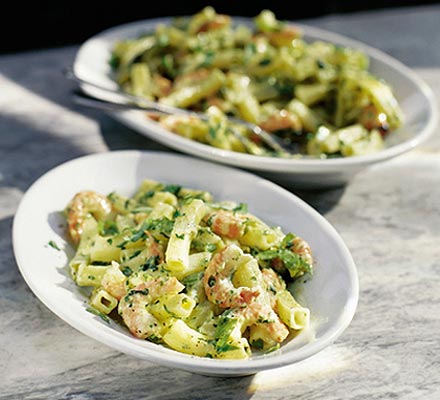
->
<box><xmin>1</xmin><ymin>5</ymin><xmax>440</xmax><ymax>400</ymax></box>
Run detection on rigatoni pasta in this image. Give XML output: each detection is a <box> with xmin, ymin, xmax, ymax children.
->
<box><xmin>64</xmin><ymin>180</ymin><xmax>313</xmax><ymax>359</ymax></box>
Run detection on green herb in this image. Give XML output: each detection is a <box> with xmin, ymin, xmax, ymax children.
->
<box><xmin>163</xmin><ymin>304</ymin><xmax>178</xmax><ymax>318</ymax></box>
<box><xmin>259</xmin><ymin>58</ymin><xmax>271</xmax><ymax>66</ymax></box>
<box><xmin>162</xmin><ymin>54</ymin><xmax>175</xmax><ymax>77</ymax></box>
<box><xmin>121</xmin><ymin>266</ymin><xmax>133</xmax><ymax>277</ymax></box>
<box><xmin>142</xmin><ymin>218</ymin><xmax>175</xmax><ymax>237</ymax></box>
<box><xmin>139</xmin><ymin>190</ymin><xmax>156</xmax><ymax>204</ymax></box>
<box><xmin>200</xmin><ymin>51</ymin><xmax>215</xmax><ymax>67</ymax></box>
<box><xmin>116</xmin><ymin>240</ymin><xmax>128</xmax><ymax>249</ymax></box>
<box><xmin>206</xmin><ymin>243</ymin><xmax>217</xmax><ymax>252</ymax></box>
<box><xmin>156</xmin><ymin>33</ymin><xmax>169</xmax><ymax>47</ymax></box>
<box><xmin>257</xmin><ymin>248</ymin><xmax>312</xmax><ymax>278</ymax></box>
<box><xmin>141</xmin><ymin>255</ymin><xmax>160</xmax><ymax>271</ymax></box>
<box><xmin>207</xmin><ymin>276</ymin><xmax>216</xmax><ymax>287</ymax></box>
<box><xmin>266</xmin><ymin>343</ymin><xmax>281</xmax><ymax>353</ymax></box>
<box><xmin>48</xmin><ymin>240</ymin><xmax>61</xmax><ymax>251</ymax></box>
<box><xmin>182</xmin><ymin>272</ymin><xmax>203</xmax><ymax>288</ymax></box>
<box><xmin>175</xmin><ymin>233</ymin><xmax>185</xmax><ymax>240</ymax></box>
<box><xmin>90</xmin><ymin>261</ymin><xmax>109</xmax><ymax>266</ymax></box>
<box><xmin>86</xmin><ymin>307</ymin><xmax>110</xmax><ymax>323</ymax></box>
<box><xmin>163</xmin><ymin>184</ymin><xmax>182</xmax><ymax>195</ymax></box>
<box><xmin>214</xmin><ymin>313</ymin><xmax>239</xmax><ymax>354</ymax></box>
<box><xmin>131</xmin><ymin>206</ymin><xmax>153</xmax><ymax>214</ymax></box>
<box><xmin>148</xmin><ymin>334</ymin><xmax>162</xmax><ymax>343</ymax></box>
<box><xmin>108</xmin><ymin>53</ymin><xmax>120</xmax><ymax>69</ymax></box>
<box><xmin>129</xmin><ymin>250</ymin><xmax>142</xmax><ymax>260</ymax></box>
<box><xmin>251</xmin><ymin>338</ymin><xmax>264</xmax><ymax>350</ymax></box>
<box><xmin>232</xmin><ymin>202</ymin><xmax>248</xmax><ymax>214</ymax></box>
<box><xmin>125</xmin><ymin>288</ymin><xmax>150</xmax><ymax>301</ymax></box>
<box><xmin>98</xmin><ymin>220</ymin><xmax>119</xmax><ymax>236</ymax></box>
<box><xmin>317</xmin><ymin>59</ymin><xmax>326</xmax><ymax>69</ymax></box>
<box><xmin>208</xmin><ymin>125</ymin><xmax>217</xmax><ymax>139</ymax></box>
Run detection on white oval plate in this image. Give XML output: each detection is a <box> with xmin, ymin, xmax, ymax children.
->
<box><xmin>13</xmin><ymin>150</ymin><xmax>358</xmax><ymax>376</ymax></box>
<box><xmin>73</xmin><ymin>17</ymin><xmax>438</xmax><ymax>188</ymax></box>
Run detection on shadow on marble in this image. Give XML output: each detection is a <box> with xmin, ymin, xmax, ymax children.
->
<box><xmin>291</xmin><ymin>186</ymin><xmax>346</xmax><ymax>215</ymax></box>
<box><xmin>97</xmin><ymin>115</ymin><xmax>174</xmax><ymax>153</ymax></box>
<box><xmin>0</xmin><ymin>114</ymin><xmax>88</xmax><ymax>192</ymax></box>
<box><xmin>0</xmin><ymin>47</ymin><xmax>79</xmax><ymax>109</ymax></box>
<box><xmin>2</xmin><ymin>358</ymin><xmax>256</xmax><ymax>400</ymax></box>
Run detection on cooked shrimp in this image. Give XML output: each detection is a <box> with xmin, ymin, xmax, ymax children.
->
<box><xmin>205</xmin><ymin>210</ymin><xmax>246</xmax><ymax>240</ymax></box>
<box><xmin>173</xmin><ymin>68</ymin><xmax>211</xmax><ymax>90</ymax></box>
<box><xmin>259</xmin><ymin>109</ymin><xmax>302</xmax><ymax>133</ymax></box>
<box><xmin>118</xmin><ymin>276</ymin><xmax>184</xmax><ymax>339</ymax></box>
<box><xmin>197</xmin><ymin>14</ymin><xmax>231</xmax><ymax>33</ymax></box>
<box><xmin>66</xmin><ymin>191</ymin><xmax>113</xmax><ymax>245</ymax></box>
<box><xmin>152</xmin><ymin>74</ymin><xmax>172</xmax><ymax>98</ymax></box>
<box><xmin>359</xmin><ymin>104</ymin><xmax>389</xmax><ymax>132</ymax></box>
<box><xmin>224</xmin><ymin>292</ymin><xmax>289</xmax><ymax>344</ymax></box>
<box><xmin>266</xmin><ymin>26</ymin><xmax>302</xmax><ymax>47</ymax></box>
<box><xmin>145</xmin><ymin>231</ymin><xmax>165</xmax><ymax>263</ymax></box>
<box><xmin>271</xmin><ymin>234</ymin><xmax>313</xmax><ymax>275</ymax></box>
<box><xmin>290</xmin><ymin>235</ymin><xmax>313</xmax><ymax>266</ymax></box>
<box><xmin>261</xmin><ymin>268</ymin><xmax>286</xmax><ymax>308</ymax></box>
<box><xmin>245</xmin><ymin>300</ymin><xmax>289</xmax><ymax>343</ymax></box>
<box><xmin>203</xmin><ymin>244</ymin><xmax>260</xmax><ymax>308</ymax></box>
<box><xmin>101</xmin><ymin>262</ymin><xmax>127</xmax><ymax>300</ymax></box>
<box><xmin>118</xmin><ymin>292</ymin><xmax>161</xmax><ymax>339</ymax></box>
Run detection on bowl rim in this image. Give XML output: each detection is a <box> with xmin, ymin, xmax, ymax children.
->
<box><xmin>73</xmin><ymin>16</ymin><xmax>439</xmax><ymax>173</ymax></box>
<box><xmin>12</xmin><ymin>150</ymin><xmax>359</xmax><ymax>375</ymax></box>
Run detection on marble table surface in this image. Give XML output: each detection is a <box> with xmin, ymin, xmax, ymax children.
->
<box><xmin>1</xmin><ymin>4</ymin><xmax>440</xmax><ymax>399</ymax></box>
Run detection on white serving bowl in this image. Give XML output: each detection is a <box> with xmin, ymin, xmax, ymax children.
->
<box><xmin>13</xmin><ymin>150</ymin><xmax>358</xmax><ymax>376</ymax></box>
<box><xmin>73</xmin><ymin>17</ymin><xmax>438</xmax><ymax>188</ymax></box>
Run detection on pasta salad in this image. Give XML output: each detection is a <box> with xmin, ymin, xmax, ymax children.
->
<box><xmin>109</xmin><ymin>7</ymin><xmax>403</xmax><ymax>158</ymax></box>
<box><xmin>64</xmin><ymin>180</ymin><xmax>313</xmax><ymax>359</ymax></box>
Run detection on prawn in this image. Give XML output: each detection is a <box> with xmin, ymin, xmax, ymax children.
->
<box><xmin>359</xmin><ymin>104</ymin><xmax>389</xmax><ymax>133</ymax></box>
<box><xmin>101</xmin><ymin>262</ymin><xmax>127</xmax><ymax>300</ymax></box>
<box><xmin>245</xmin><ymin>299</ymin><xmax>289</xmax><ymax>343</ymax></box>
<box><xmin>66</xmin><ymin>191</ymin><xmax>112</xmax><ymax>245</ymax></box>
<box><xmin>259</xmin><ymin>109</ymin><xmax>302</xmax><ymax>133</ymax></box>
<box><xmin>266</xmin><ymin>26</ymin><xmax>302</xmax><ymax>47</ymax></box>
<box><xmin>118</xmin><ymin>276</ymin><xmax>184</xmax><ymax>339</ymax></box>
<box><xmin>261</xmin><ymin>267</ymin><xmax>286</xmax><ymax>308</ymax></box>
<box><xmin>203</xmin><ymin>244</ymin><xmax>260</xmax><ymax>308</ymax></box>
<box><xmin>145</xmin><ymin>231</ymin><xmax>165</xmax><ymax>264</ymax></box>
<box><xmin>289</xmin><ymin>235</ymin><xmax>313</xmax><ymax>267</ymax></box>
<box><xmin>204</xmin><ymin>244</ymin><xmax>289</xmax><ymax>344</ymax></box>
<box><xmin>204</xmin><ymin>210</ymin><xmax>247</xmax><ymax>240</ymax></box>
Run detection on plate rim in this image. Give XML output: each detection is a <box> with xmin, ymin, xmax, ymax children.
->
<box><xmin>72</xmin><ymin>16</ymin><xmax>439</xmax><ymax>172</ymax></box>
<box><xmin>12</xmin><ymin>150</ymin><xmax>359</xmax><ymax>375</ymax></box>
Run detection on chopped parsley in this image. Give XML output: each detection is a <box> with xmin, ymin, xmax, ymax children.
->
<box><xmin>163</xmin><ymin>184</ymin><xmax>182</xmax><ymax>195</ymax></box>
<box><xmin>256</xmin><ymin>248</ymin><xmax>312</xmax><ymax>278</ymax></box>
<box><xmin>251</xmin><ymin>338</ymin><xmax>264</xmax><ymax>350</ymax></box>
<box><xmin>206</xmin><ymin>243</ymin><xmax>217</xmax><ymax>252</ymax></box>
<box><xmin>121</xmin><ymin>266</ymin><xmax>133</xmax><ymax>277</ymax></box>
<box><xmin>214</xmin><ymin>312</ymin><xmax>239</xmax><ymax>354</ymax></box>
<box><xmin>141</xmin><ymin>255</ymin><xmax>160</xmax><ymax>271</ymax></box>
<box><xmin>47</xmin><ymin>240</ymin><xmax>61</xmax><ymax>251</ymax></box>
<box><xmin>86</xmin><ymin>307</ymin><xmax>110</xmax><ymax>323</ymax></box>
<box><xmin>232</xmin><ymin>202</ymin><xmax>248</xmax><ymax>214</ymax></box>
<box><xmin>98</xmin><ymin>220</ymin><xmax>119</xmax><ymax>236</ymax></box>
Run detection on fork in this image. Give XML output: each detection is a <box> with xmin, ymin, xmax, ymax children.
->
<box><xmin>64</xmin><ymin>68</ymin><xmax>295</xmax><ymax>156</ymax></box>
